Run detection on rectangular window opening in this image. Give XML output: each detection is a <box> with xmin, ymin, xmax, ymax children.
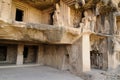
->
<box><xmin>15</xmin><ymin>9</ymin><xmax>24</xmax><ymax>21</ymax></box>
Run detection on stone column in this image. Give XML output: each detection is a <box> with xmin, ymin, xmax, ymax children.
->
<box><xmin>16</xmin><ymin>44</ymin><xmax>24</xmax><ymax>65</ymax></box>
<box><xmin>108</xmin><ymin>53</ymin><xmax>118</xmax><ymax>69</ymax></box>
<box><xmin>37</xmin><ymin>45</ymin><xmax>44</xmax><ymax>65</ymax></box>
<box><xmin>81</xmin><ymin>33</ymin><xmax>91</xmax><ymax>72</ymax></box>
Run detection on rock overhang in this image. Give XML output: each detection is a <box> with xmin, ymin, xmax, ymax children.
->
<box><xmin>0</xmin><ymin>21</ymin><xmax>81</xmax><ymax>44</ymax></box>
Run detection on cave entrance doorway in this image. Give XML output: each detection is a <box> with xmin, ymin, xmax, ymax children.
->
<box><xmin>23</xmin><ymin>46</ymin><xmax>38</xmax><ymax>64</ymax></box>
<box><xmin>90</xmin><ymin>50</ymin><xmax>103</xmax><ymax>69</ymax></box>
<box><xmin>0</xmin><ymin>46</ymin><xmax>7</xmax><ymax>61</ymax></box>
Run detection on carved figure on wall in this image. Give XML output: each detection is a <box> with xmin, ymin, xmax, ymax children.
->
<box><xmin>90</xmin><ymin>15</ymin><xmax>96</xmax><ymax>32</ymax></box>
<box><xmin>0</xmin><ymin>0</ymin><xmax>2</xmax><ymax>17</ymax></box>
<box><xmin>53</xmin><ymin>3</ymin><xmax>63</xmax><ymax>27</ymax></box>
<box><xmin>96</xmin><ymin>3</ymin><xmax>100</xmax><ymax>16</ymax></box>
<box><xmin>80</xmin><ymin>10</ymin><xmax>97</xmax><ymax>32</ymax></box>
<box><xmin>83</xmin><ymin>11</ymin><xmax>91</xmax><ymax>30</ymax></box>
<box><xmin>103</xmin><ymin>17</ymin><xmax>110</xmax><ymax>34</ymax></box>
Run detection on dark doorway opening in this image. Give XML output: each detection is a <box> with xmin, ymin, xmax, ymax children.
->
<box><xmin>90</xmin><ymin>50</ymin><xmax>103</xmax><ymax>69</ymax></box>
<box><xmin>0</xmin><ymin>46</ymin><xmax>7</xmax><ymax>61</ymax></box>
<box><xmin>49</xmin><ymin>12</ymin><xmax>54</xmax><ymax>25</ymax></box>
<box><xmin>15</xmin><ymin>9</ymin><xmax>24</xmax><ymax>21</ymax></box>
<box><xmin>23</xmin><ymin>47</ymin><xmax>28</xmax><ymax>59</ymax></box>
<box><xmin>23</xmin><ymin>46</ymin><xmax>38</xmax><ymax>64</ymax></box>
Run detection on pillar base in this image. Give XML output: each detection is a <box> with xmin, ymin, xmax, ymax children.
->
<box><xmin>16</xmin><ymin>54</ymin><xmax>23</xmax><ymax>65</ymax></box>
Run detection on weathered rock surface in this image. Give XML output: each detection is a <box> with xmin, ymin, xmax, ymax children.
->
<box><xmin>0</xmin><ymin>21</ymin><xmax>81</xmax><ymax>44</ymax></box>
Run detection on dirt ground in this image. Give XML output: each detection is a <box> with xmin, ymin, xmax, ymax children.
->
<box><xmin>0</xmin><ymin>66</ymin><xmax>83</xmax><ymax>80</ymax></box>
<box><xmin>80</xmin><ymin>66</ymin><xmax>120</xmax><ymax>80</ymax></box>
<box><xmin>0</xmin><ymin>65</ymin><xmax>120</xmax><ymax>80</ymax></box>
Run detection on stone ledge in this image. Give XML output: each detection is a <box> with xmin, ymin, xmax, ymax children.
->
<box><xmin>0</xmin><ymin>21</ymin><xmax>81</xmax><ymax>44</ymax></box>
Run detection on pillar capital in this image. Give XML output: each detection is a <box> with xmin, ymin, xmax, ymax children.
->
<box><xmin>82</xmin><ymin>30</ymin><xmax>92</xmax><ymax>35</ymax></box>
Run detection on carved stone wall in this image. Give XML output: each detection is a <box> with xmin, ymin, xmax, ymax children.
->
<box><xmin>60</xmin><ymin>1</ymin><xmax>71</xmax><ymax>27</ymax></box>
<box><xmin>40</xmin><ymin>38</ymin><xmax>83</xmax><ymax>74</ymax></box>
<box><xmin>0</xmin><ymin>0</ymin><xmax>12</xmax><ymax>23</ymax></box>
<box><xmin>70</xmin><ymin>9</ymin><xmax>81</xmax><ymax>28</ymax></box>
<box><xmin>116</xmin><ymin>17</ymin><xmax>120</xmax><ymax>35</ymax></box>
<box><xmin>66</xmin><ymin>38</ymin><xmax>82</xmax><ymax>73</ymax></box>
<box><xmin>42</xmin><ymin>45</ymin><xmax>66</xmax><ymax>69</ymax></box>
<box><xmin>12</xmin><ymin>0</ymin><xmax>42</xmax><ymax>24</ymax></box>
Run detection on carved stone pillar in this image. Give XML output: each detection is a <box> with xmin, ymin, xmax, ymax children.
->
<box><xmin>16</xmin><ymin>44</ymin><xmax>24</xmax><ymax>65</ymax></box>
<box><xmin>81</xmin><ymin>33</ymin><xmax>91</xmax><ymax>72</ymax></box>
<box><xmin>37</xmin><ymin>45</ymin><xmax>44</xmax><ymax>65</ymax></box>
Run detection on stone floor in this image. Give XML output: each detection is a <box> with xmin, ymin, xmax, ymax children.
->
<box><xmin>0</xmin><ymin>66</ymin><xmax>83</xmax><ymax>80</ymax></box>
